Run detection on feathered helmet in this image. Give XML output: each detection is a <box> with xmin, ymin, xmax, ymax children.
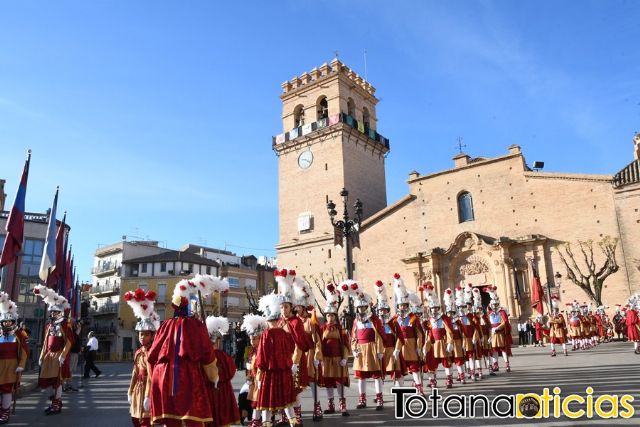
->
<box><xmin>344</xmin><ymin>282</ymin><xmax>371</xmax><ymax>309</ymax></box>
<box><xmin>393</xmin><ymin>273</ymin><xmax>410</xmax><ymax>306</ymax></box>
<box><xmin>551</xmin><ymin>295</ymin><xmax>560</xmax><ymax>312</ymax></box>
<box><xmin>408</xmin><ymin>291</ymin><xmax>423</xmax><ymax>315</ymax></box>
<box><xmin>292</xmin><ymin>277</ymin><xmax>315</xmax><ymax>309</ymax></box>
<box><xmin>206</xmin><ymin>315</ymin><xmax>229</xmax><ymax>341</ymax></box>
<box><xmin>124</xmin><ymin>288</ymin><xmax>160</xmax><ymax>332</ymax></box>
<box><xmin>569</xmin><ymin>301</ymin><xmax>581</xmax><ymax>313</ymax></box>
<box><xmin>171</xmin><ymin>278</ymin><xmax>197</xmax><ymax>316</ymax></box>
<box><xmin>485</xmin><ymin>285</ymin><xmax>500</xmax><ymax>308</ymax></box>
<box><xmin>463</xmin><ymin>283</ymin><xmax>474</xmax><ymax>305</ymax></box>
<box><xmin>274</xmin><ymin>268</ymin><xmax>296</xmax><ymax>304</ymax></box>
<box><xmin>0</xmin><ymin>292</ymin><xmax>18</xmax><ymax>322</ymax></box>
<box><xmin>241</xmin><ymin>313</ymin><xmax>267</xmax><ymax>337</ymax></box>
<box><xmin>192</xmin><ymin>274</ymin><xmax>230</xmax><ymax>298</ymax></box>
<box><xmin>615</xmin><ymin>304</ymin><xmax>622</xmax><ymax>314</ymax></box>
<box><xmin>443</xmin><ymin>288</ymin><xmax>456</xmax><ymax>313</ymax></box>
<box><xmin>454</xmin><ymin>285</ymin><xmax>465</xmax><ymax>308</ymax></box>
<box><xmin>259</xmin><ymin>291</ymin><xmax>285</xmax><ymax>321</ymax></box>
<box><xmin>472</xmin><ymin>287</ymin><xmax>483</xmax><ymax>313</ymax></box>
<box><xmin>324</xmin><ymin>283</ymin><xmax>341</xmax><ymax>315</ymax></box>
<box><xmin>421</xmin><ymin>282</ymin><xmax>440</xmax><ymax>308</ymax></box>
<box><xmin>375</xmin><ymin>280</ymin><xmax>391</xmax><ymax>311</ymax></box>
<box><xmin>33</xmin><ymin>285</ymin><xmax>70</xmax><ymax>313</ymax></box>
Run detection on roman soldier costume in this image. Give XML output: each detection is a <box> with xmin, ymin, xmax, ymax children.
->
<box><xmin>241</xmin><ymin>314</ymin><xmax>268</xmax><ymax>427</ymax></box>
<box><xmin>443</xmin><ymin>288</ymin><xmax>466</xmax><ymax>385</ymax></box>
<box><xmin>391</xmin><ymin>274</ymin><xmax>425</xmax><ymax>395</ymax></box>
<box><xmin>0</xmin><ymin>292</ymin><xmax>27</xmax><ymax>424</ymax></box>
<box><xmin>567</xmin><ymin>302</ymin><xmax>583</xmax><ymax>350</ymax></box>
<box><xmin>147</xmin><ymin>278</ymin><xmax>220</xmax><ymax>427</ymax></box>
<box><xmin>317</xmin><ymin>284</ymin><xmax>350</xmax><ymax>417</ymax></box>
<box><xmin>255</xmin><ymin>292</ymin><xmax>298</xmax><ymax>427</ymax></box>
<box><xmin>344</xmin><ymin>281</ymin><xmax>384</xmax><ymax>411</ymax></box>
<box><xmin>486</xmin><ymin>286</ymin><xmax>512</xmax><ymax>373</ymax></box>
<box><xmin>548</xmin><ymin>296</ymin><xmax>568</xmax><ymax>357</ymax></box>
<box><xmin>374</xmin><ymin>280</ymin><xmax>404</xmax><ymax>387</ymax></box>
<box><xmin>423</xmin><ymin>290</ymin><xmax>452</xmax><ymax>388</ymax></box>
<box><xmin>274</xmin><ymin>269</ymin><xmax>311</xmax><ymax>426</ymax></box>
<box><xmin>459</xmin><ymin>285</ymin><xmax>479</xmax><ymax>382</ymax></box>
<box><xmin>205</xmin><ymin>316</ymin><xmax>241</xmax><ymax>427</ymax></box>
<box><xmin>471</xmin><ymin>288</ymin><xmax>489</xmax><ymax>379</ymax></box>
<box><xmin>33</xmin><ymin>285</ymin><xmax>73</xmax><ymax>415</ymax></box>
<box><xmin>292</xmin><ymin>277</ymin><xmax>323</xmax><ymax>422</ymax></box>
<box><xmin>125</xmin><ymin>288</ymin><xmax>160</xmax><ymax>427</ymax></box>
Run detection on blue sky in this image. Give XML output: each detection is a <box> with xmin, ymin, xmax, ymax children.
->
<box><xmin>1</xmin><ymin>1</ymin><xmax>639</xmax><ymax>283</ymax></box>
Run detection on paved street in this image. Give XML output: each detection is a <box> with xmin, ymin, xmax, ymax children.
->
<box><xmin>7</xmin><ymin>341</ymin><xmax>640</xmax><ymax>426</ymax></box>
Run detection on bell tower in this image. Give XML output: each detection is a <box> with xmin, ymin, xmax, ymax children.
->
<box><xmin>273</xmin><ymin>59</ymin><xmax>390</xmax><ymax>267</ymax></box>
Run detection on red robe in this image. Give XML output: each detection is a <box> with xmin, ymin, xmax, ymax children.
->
<box><xmin>255</xmin><ymin>327</ymin><xmax>296</xmax><ymax>411</ymax></box>
<box><xmin>147</xmin><ymin>317</ymin><xmax>216</xmax><ymax>425</ymax></box>
<box><xmin>279</xmin><ymin>315</ymin><xmax>311</xmax><ymax>392</ymax></box>
<box><xmin>207</xmin><ymin>349</ymin><xmax>240</xmax><ymax>427</ymax></box>
<box><xmin>626</xmin><ymin>309</ymin><xmax>640</xmax><ymax>341</ymax></box>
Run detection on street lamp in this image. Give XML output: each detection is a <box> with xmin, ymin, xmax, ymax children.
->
<box><xmin>327</xmin><ymin>187</ymin><xmax>363</xmax><ymax>330</ymax></box>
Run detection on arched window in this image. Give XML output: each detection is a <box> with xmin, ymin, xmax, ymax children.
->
<box><xmin>362</xmin><ymin>107</ymin><xmax>370</xmax><ymax>127</ymax></box>
<box><xmin>317</xmin><ymin>96</ymin><xmax>328</xmax><ymax>120</ymax></box>
<box><xmin>347</xmin><ymin>98</ymin><xmax>356</xmax><ymax>118</ymax></box>
<box><xmin>457</xmin><ymin>191</ymin><xmax>475</xmax><ymax>222</ymax></box>
<box><xmin>294</xmin><ymin>104</ymin><xmax>305</xmax><ymax>127</ymax></box>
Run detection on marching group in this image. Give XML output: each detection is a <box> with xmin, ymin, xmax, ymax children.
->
<box><xmin>0</xmin><ymin>270</ymin><xmax>637</xmax><ymax>427</ymax></box>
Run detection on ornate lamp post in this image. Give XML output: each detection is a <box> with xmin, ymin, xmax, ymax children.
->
<box><xmin>327</xmin><ymin>188</ymin><xmax>363</xmax><ymax>329</ymax></box>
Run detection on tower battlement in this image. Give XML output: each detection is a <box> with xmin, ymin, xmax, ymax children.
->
<box><xmin>281</xmin><ymin>58</ymin><xmax>375</xmax><ymax>96</ymax></box>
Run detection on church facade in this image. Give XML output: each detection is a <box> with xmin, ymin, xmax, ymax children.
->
<box><xmin>273</xmin><ymin>59</ymin><xmax>640</xmax><ymax>320</ymax></box>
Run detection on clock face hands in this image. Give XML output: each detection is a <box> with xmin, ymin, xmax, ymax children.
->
<box><xmin>298</xmin><ymin>150</ymin><xmax>313</xmax><ymax>169</ymax></box>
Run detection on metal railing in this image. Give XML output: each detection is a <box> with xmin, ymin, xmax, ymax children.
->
<box><xmin>89</xmin><ymin>284</ymin><xmax>120</xmax><ymax>295</ymax></box>
<box><xmin>89</xmin><ymin>305</ymin><xmax>118</xmax><ymax>315</ymax></box>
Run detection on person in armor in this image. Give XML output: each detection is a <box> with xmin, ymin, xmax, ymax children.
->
<box><xmin>548</xmin><ymin>296</ymin><xmax>568</xmax><ymax>357</ymax></box>
<box><xmin>241</xmin><ymin>314</ymin><xmax>268</xmax><ymax>427</ymax></box>
<box><xmin>567</xmin><ymin>302</ymin><xmax>583</xmax><ymax>350</ymax></box>
<box><xmin>291</xmin><ymin>277</ymin><xmax>323</xmax><ymax>422</ymax></box>
<box><xmin>485</xmin><ymin>286</ymin><xmax>512</xmax><ymax>373</ymax></box>
<box><xmin>458</xmin><ymin>284</ymin><xmax>479</xmax><ymax>382</ymax></box>
<box><xmin>124</xmin><ymin>288</ymin><xmax>160</xmax><ymax>427</ymax></box>
<box><xmin>33</xmin><ymin>285</ymin><xmax>73</xmax><ymax>415</ymax></box>
<box><xmin>344</xmin><ymin>281</ymin><xmax>384</xmax><ymax>411</ymax></box>
<box><xmin>317</xmin><ymin>284</ymin><xmax>350</xmax><ymax>417</ymax></box>
<box><xmin>391</xmin><ymin>274</ymin><xmax>425</xmax><ymax>395</ymax></box>
<box><xmin>423</xmin><ymin>289</ymin><xmax>451</xmax><ymax>388</ymax></box>
<box><xmin>374</xmin><ymin>280</ymin><xmax>403</xmax><ymax>390</ymax></box>
<box><xmin>471</xmin><ymin>288</ymin><xmax>489</xmax><ymax>379</ymax></box>
<box><xmin>443</xmin><ymin>288</ymin><xmax>466</xmax><ymax>385</ymax></box>
<box><xmin>0</xmin><ymin>292</ymin><xmax>27</xmax><ymax>424</ymax></box>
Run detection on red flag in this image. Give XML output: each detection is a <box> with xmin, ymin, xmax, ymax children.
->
<box><xmin>531</xmin><ymin>266</ymin><xmax>544</xmax><ymax>315</ymax></box>
<box><xmin>47</xmin><ymin>212</ymin><xmax>66</xmax><ymax>288</ymax></box>
<box><xmin>0</xmin><ymin>152</ymin><xmax>30</xmax><ymax>268</ymax></box>
<box><xmin>64</xmin><ymin>247</ymin><xmax>72</xmax><ymax>294</ymax></box>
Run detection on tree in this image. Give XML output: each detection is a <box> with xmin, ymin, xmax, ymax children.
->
<box><xmin>302</xmin><ymin>269</ymin><xmax>346</xmax><ymax>319</ymax></box>
<box><xmin>556</xmin><ymin>236</ymin><xmax>619</xmax><ymax>306</ymax></box>
<box><xmin>244</xmin><ymin>286</ymin><xmax>262</xmax><ymax>315</ymax></box>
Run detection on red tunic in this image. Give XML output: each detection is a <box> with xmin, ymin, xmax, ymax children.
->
<box><xmin>279</xmin><ymin>316</ymin><xmax>311</xmax><ymax>393</ymax></box>
<box><xmin>207</xmin><ymin>349</ymin><xmax>240</xmax><ymax>427</ymax></box>
<box><xmin>255</xmin><ymin>327</ymin><xmax>296</xmax><ymax>411</ymax></box>
<box><xmin>147</xmin><ymin>317</ymin><xmax>215</xmax><ymax>425</ymax></box>
<box><xmin>626</xmin><ymin>309</ymin><xmax>640</xmax><ymax>341</ymax></box>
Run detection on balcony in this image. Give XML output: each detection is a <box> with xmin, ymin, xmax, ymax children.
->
<box><xmin>89</xmin><ymin>304</ymin><xmax>118</xmax><ymax>316</ymax></box>
<box><xmin>92</xmin><ymin>264</ymin><xmax>121</xmax><ymax>277</ymax></box>
<box><xmin>93</xmin><ymin>325</ymin><xmax>118</xmax><ymax>336</ymax></box>
<box><xmin>272</xmin><ymin>113</ymin><xmax>390</xmax><ymax>151</ymax></box>
<box><xmin>89</xmin><ymin>283</ymin><xmax>120</xmax><ymax>297</ymax></box>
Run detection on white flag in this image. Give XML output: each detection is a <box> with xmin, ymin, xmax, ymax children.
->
<box><xmin>39</xmin><ymin>189</ymin><xmax>58</xmax><ymax>282</ymax></box>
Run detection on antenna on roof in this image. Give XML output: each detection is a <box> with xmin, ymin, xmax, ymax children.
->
<box><xmin>456</xmin><ymin>137</ymin><xmax>467</xmax><ymax>154</ymax></box>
